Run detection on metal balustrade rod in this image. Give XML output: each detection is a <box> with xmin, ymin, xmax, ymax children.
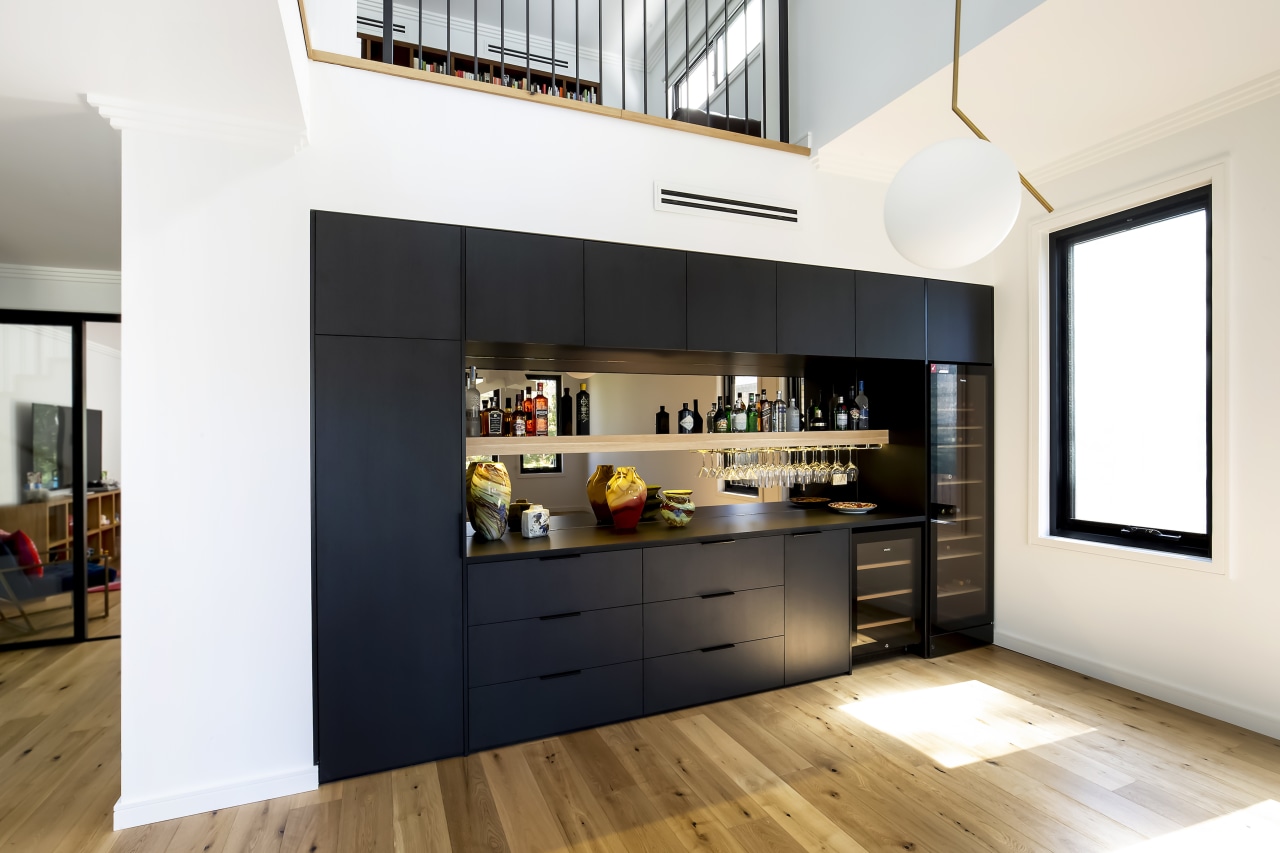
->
<box><xmin>743</xmin><ymin>0</ymin><xmax>749</xmax><ymax>136</ymax></box>
<box><xmin>383</xmin><ymin>0</ymin><xmax>394</xmax><ymax>63</ymax></box>
<box><xmin>527</xmin><ymin>0</ymin><xmax>531</xmax><ymax>89</ymax></box>
<box><xmin>664</xmin><ymin>0</ymin><xmax>669</xmax><ymax>116</ymax></box>
<box><xmin>683</xmin><ymin>0</ymin><xmax>688</xmax><ymax>118</ymax></box>
<box><xmin>474</xmin><ymin>0</ymin><xmax>479</xmax><ymax>80</ymax></box>
<box><xmin>553</xmin><ymin>0</ymin><xmax>557</xmax><ymax>95</ymax></box>
<box><xmin>761</xmin><ymin>0</ymin><xmax>765</xmax><ymax>138</ymax></box>
<box><xmin>704</xmin><ymin>0</ymin><xmax>709</xmax><ymax>125</ymax></box>
<box><xmin>575</xmin><ymin>0</ymin><xmax>580</xmax><ymax>98</ymax></box>
<box><xmin>722</xmin><ymin>0</ymin><xmax>726</xmax><ymax>120</ymax></box>
<box><xmin>447</xmin><ymin>0</ymin><xmax>453</xmax><ymax>72</ymax></box>
<box><xmin>622</xmin><ymin>0</ymin><xmax>626</xmax><ymax>109</ymax></box>
<box><xmin>643</xmin><ymin>0</ymin><xmax>648</xmax><ymax>114</ymax></box>
<box><xmin>417</xmin><ymin>0</ymin><xmax>423</xmax><ymax>68</ymax></box>
<box><xmin>501</xmin><ymin>0</ymin><xmax>506</xmax><ymax>82</ymax></box>
<box><xmin>778</xmin><ymin>0</ymin><xmax>788</xmax><ymax>141</ymax></box>
<box><xmin>598</xmin><ymin>0</ymin><xmax>603</xmax><ymax>104</ymax></box>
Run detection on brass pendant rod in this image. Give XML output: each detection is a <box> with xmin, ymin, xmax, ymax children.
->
<box><xmin>951</xmin><ymin>0</ymin><xmax>1053</xmax><ymax>212</ymax></box>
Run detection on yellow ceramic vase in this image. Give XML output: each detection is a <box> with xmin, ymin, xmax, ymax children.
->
<box><xmin>465</xmin><ymin>461</ymin><xmax>511</xmax><ymax>541</ymax></box>
<box><xmin>605</xmin><ymin>466</ymin><xmax>647</xmax><ymax>531</ymax></box>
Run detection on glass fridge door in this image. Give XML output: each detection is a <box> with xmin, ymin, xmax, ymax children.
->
<box><xmin>930</xmin><ymin>363</ymin><xmax>993</xmax><ymax>634</ymax></box>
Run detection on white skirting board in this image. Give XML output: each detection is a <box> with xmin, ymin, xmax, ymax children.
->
<box><xmin>994</xmin><ymin>631</ymin><xmax>1280</xmax><ymax>741</ymax></box>
<box><xmin>113</xmin><ymin>765</ymin><xmax>319</xmax><ymax>830</ymax></box>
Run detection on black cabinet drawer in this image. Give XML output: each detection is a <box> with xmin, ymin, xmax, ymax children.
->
<box><xmin>855</xmin><ymin>271</ymin><xmax>925</xmax><ymax>360</ymax></box>
<box><xmin>776</xmin><ymin>263</ymin><xmax>856</xmax><ymax>357</ymax></box>
<box><xmin>927</xmin><ymin>279</ymin><xmax>994</xmax><ymax>364</ymax></box>
<box><xmin>643</xmin><ymin>636</ymin><xmax>783</xmax><ymax>715</ymax></box>
<box><xmin>686</xmin><ymin>253</ymin><xmax>776</xmax><ymax>353</ymax></box>
<box><xmin>469</xmin><ymin>661</ymin><xmax>642</xmax><ymax>751</ymax></box>
<box><xmin>468</xmin><ymin>606</ymin><xmax>642</xmax><ymax>687</ymax></box>
<box><xmin>644</xmin><ymin>586</ymin><xmax>783</xmax><ymax>658</ymax></box>
<box><xmin>465</xmin><ymin>229</ymin><xmax>584</xmax><ymax>346</ymax></box>
<box><xmin>644</xmin><ymin>536</ymin><xmax>783</xmax><ymax>602</ymax></box>
<box><xmin>585</xmin><ymin>242</ymin><xmax>686</xmax><ymax>350</ymax></box>
<box><xmin>313</xmin><ymin>212</ymin><xmax>462</xmax><ymax>340</ymax></box>
<box><xmin>468</xmin><ymin>550</ymin><xmax>642</xmax><ymax>625</ymax></box>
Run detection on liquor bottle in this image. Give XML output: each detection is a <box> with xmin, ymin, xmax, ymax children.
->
<box><xmin>465</xmin><ymin>366</ymin><xmax>482</xmax><ymax>437</ymax></box>
<box><xmin>523</xmin><ymin>386</ymin><xmax>535</xmax><ymax>436</ymax></box>
<box><xmin>854</xmin><ymin>380</ymin><xmax>870</xmax><ymax>430</ymax></box>
<box><xmin>480</xmin><ymin>400</ymin><xmax>490</xmax><ymax>436</ymax></box>
<box><xmin>759</xmin><ymin>390</ymin><xmax>772</xmax><ymax>433</ymax></box>
<box><xmin>677</xmin><ymin>403</ymin><xmax>694</xmax><ymax>434</ymax></box>
<box><xmin>513</xmin><ymin>392</ymin><xmax>527</xmax><ymax>437</ymax></box>
<box><xmin>731</xmin><ymin>393</ymin><xmax>747</xmax><ymax>433</ymax></box>
<box><xmin>808</xmin><ymin>398</ymin><xmax>827</xmax><ymax>431</ymax></box>
<box><xmin>787</xmin><ymin>398</ymin><xmax>801</xmax><ymax>432</ymax></box>
<box><xmin>707</xmin><ymin>396</ymin><xmax>722</xmax><ymax>433</ymax></box>
<box><xmin>560</xmin><ymin>387</ymin><xmax>574</xmax><ymax>436</ymax></box>
<box><xmin>534</xmin><ymin>382</ymin><xmax>550</xmax><ymax>436</ymax></box>
<box><xmin>774</xmin><ymin>389</ymin><xmax>787</xmax><ymax>432</ymax></box>
<box><xmin>691</xmin><ymin>400</ymin><xmax>704</xmax><ymax>433</ymax></box>
<box><xmin>486</xmin><ymin>398</ymin><xmax>504</xmax><ymax>437</ymax></box>
<box><xmin>656</xmin><ymin>405</ymin><xmax>670</xmax><ymax>434</ymax></box>
<box><xmin>715</xmin><ymin>399</ymin><xmax>730</xmax><ymax>433</ymax></box>
<box><xmin>576</xmin><ymin>383</ymin><xmax>591</xmax><ymax>435</ymax></box>
<box><xmin>834</xmin><ymin>396</ymin><xmax>849</xmax><ymax>430</ymax></box>
<box><xmin>746</xmin><ymin>393</ymin><xmax>759</xmax><ymax>432</ymax></box>
<box><xmin>502</xmin><ymin>397</ymin><xmax>515</xmax><ymax>436</ymax></box>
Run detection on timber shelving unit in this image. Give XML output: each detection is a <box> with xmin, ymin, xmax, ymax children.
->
<box><xmin>0</xmin><ymin>490</ymin><xmax>121</xmax><ymax>564</ymax></box>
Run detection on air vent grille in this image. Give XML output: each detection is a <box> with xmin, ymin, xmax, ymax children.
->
<box><xmin>654</xmin><ymin>183</ymin><xmax>799</xmax><ymax>224</ymax></box>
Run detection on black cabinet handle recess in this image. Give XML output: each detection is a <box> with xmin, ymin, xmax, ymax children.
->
<box><xmin>539</xmin><ymin>553</ymin><xmax>582</xmax><ymax>561</ymax></box>
<box><xmin>539</xmin><ymin>611</ymin><xmax>582</xmax><ymax>621</ymax></box>
<box><xmin>539</xmin><ymin>669</ymin><xmax>583</xmax><ymax>680</ymax></box>
<box><xmin>792</xmin><ymin>530</ymin><xmax>824</xmax><ymax>537</ymax></box>
<box><xmin>700</xmin><ymin>644</ymin><xmax>736</xmax><ymax>653</ymax></box>
<box><xmin>701</xmin><ymin>539</ymin><xmax>736</xmax><ymax>546</ymax></box>
<box><xmin>700</xmin><ymin>590</ymin><xmax>736</xmax><ymax>599</ymax></box>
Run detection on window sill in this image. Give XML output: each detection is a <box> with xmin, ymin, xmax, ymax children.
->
<box><xmin>1031</xmin><ymin>533</ymin><xmax>1222</xmax><ymax>575</ymax></box>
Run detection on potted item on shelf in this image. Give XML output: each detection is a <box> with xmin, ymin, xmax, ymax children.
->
<box><xmin>586</xmin><ymin>464</ymin><xmax>614</xmax><ymax>525</ymax></box>
<box><xmin>605</xmin><ymin>466</ymin><xmax>647</xmax><ymax>532</ymax></box>
<box><xmin>641</xmin><ymin>484</ymin><xmax>663</xmax><ymax>521</ymax></box>
<box><xmin>657</xmin><ymin>489</ymin><xmax>696</xmax><ymax>528</ymax></box>
<box><xmin>520</xmin><ymin>504</ymin><xmax>551</xmax><ymax>538</ymax></box>
<box><xmin>465</xmin><ymin>461</ymin><xmax>511</xmax><ymax>541</ymax></box>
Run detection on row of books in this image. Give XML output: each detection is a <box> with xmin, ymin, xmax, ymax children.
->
<box><xmin>414</xmin><ymin>60</ymin><xmax>599</xmax><ymax>103</ymax></box>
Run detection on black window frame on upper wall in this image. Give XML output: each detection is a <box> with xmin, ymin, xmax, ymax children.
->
<box><xmin>1048</xmin><ymin>186</ymin><xmax>1212</xmax><ymax>559</ymax></box>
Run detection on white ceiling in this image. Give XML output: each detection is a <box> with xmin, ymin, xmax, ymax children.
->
<box><xmin>817</xmin><ymin>0</ymin><xmax>1280</xmax><ymax>185</ymax></box>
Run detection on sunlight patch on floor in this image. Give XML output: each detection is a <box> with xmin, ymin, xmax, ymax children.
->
<box><xmin>838</xmin><ymin>679</ymin><xmax>1095</xmax><ymax>767</ymax></box>
<box><xmin>1115</xmin><ymin>800</ymin><xmax>1280</xmax><ymax>851</ymax></box>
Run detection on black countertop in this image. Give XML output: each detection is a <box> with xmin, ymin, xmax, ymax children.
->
<box><xmin>464</xmin><ymin>504</ymin><xmax>926</xmax><ymax>563</ymax></box>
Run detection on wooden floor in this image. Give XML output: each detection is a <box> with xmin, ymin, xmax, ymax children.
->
<box><xmin>4</xmin><ymin>642</ymin><xmax>1280</xmax><ymax>853</ymax></box>
<box><xmin>0</xmin><ymin>588</ymin><xmax>122</xmax><ymax>646</ymax></box>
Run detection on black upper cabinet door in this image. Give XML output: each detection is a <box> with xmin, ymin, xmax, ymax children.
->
<box><xmin>686</xmin><ymin>253</ymin><xmax>777</xmax><ymax>353</ymax></box>
<box><xmin>783</xmin><ymin>530</ymin><xmax>851</xmax><ymax>685</ymax></box>
<box><xmin>465</xmin><ymin>229</ymin><xmax>584</xmax><ymax>346</ymax></box>
<box><xmin>855</xmin><ymin>271</ymin><xmax>925</xmax><ymax>360</ymax></box>
<box><xmin>927</xmin><ymin>279</ymin><xmax>995</xmax><ymax>364</ymax></box>
<box><xmin>585</xmin><ymin>242</ymin><xmax>686</xmax><ymax>350</ymax></box>
<box><xmin>314</xmin><ymin>335</ymin><xmax>464</xmax><ymax>782</ymax></box>
<box><xmin>776</xmin><ymin>263</ymin><xmax>856</xmax><ymax>357</ymax></box>
<box><xmin>313</xmin><ymin>211</ymin><xmax>461</xmax><ymax>340</ymax></box>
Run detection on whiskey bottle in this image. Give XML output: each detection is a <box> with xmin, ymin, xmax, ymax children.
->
<box><xmin>707</xmin><ymin>396</ymin><xmax>722</xmax><ymax>433</ymax></box>
<box><xmin>656</xmin><ymin>405</ymin><xmax>670</xmax><ymax>434</ymax></box>
<box><xmin>513</xmin><ymin>392</ymin><xmax>527</xmax><ymax>437</ymax></box>
<box><xmin>731</xmin><ymin>393</ymin><xmax>747</xmax><ymax>433</ymax></box>
<box><xmin>715</xmin><ymin>399</ymin><xmax>730</xmax><ymax>433</ymax></box>
<box><xmin>523</xmin><ymin>387</ymin><xmax>535</xmax><ymax>436</ymax></box>
<box><xmin>746</xmin><ymin>393</ymin><xmax>759</xmax><ymax>432</ymax></box>
<box><xmin>502</xmin><ymin>397</ymin><xmax>515</xmax><ymax>436</ymax></box>
<box><xmin>487</xmin><ymin>397</ymin><xmax>504</xmax><ymax>437</ymax></box>
<box><xmin>759</xmin><ymin>390</ymin><xmax>772</xmax><ymax>433</ymax></box>
<box><xmin>559</xmin><ymin>386</ymin><xmax>574</xmax><ymax>436</ymax></box>
<box><xmin>678</xmin><ymin>403</ymin><xmax>694</xmax><ymax>434</ymax></box>
<box><xmin>576</xmin><ymin>383</ymin><xmax>590</xmax><ymax>435</ymax></box>
<box><xmin>854</xmin><ymin>380</ymin><xmax>870</xmax><ymax>430</ymax></box>
<box><xmin>480</xmin><ymin>400</ymin><xmax>490</xmax><ymax>436</ymax></box>
<box><xmin>465</xmin><ymin>366</ymin><xmax>482</xmax><ymax>437</ymax></box>
<box><xmin>534</xmin><ymin>383</ymin><xmax>550</xmax><ymax>437</ymax></box>
<box><xmin>834</xmin><ymin>396</ymin><xmax>849</xmax><ymax>431</ymax></box>
<box><xmin>691</xmin><ymin>399</ymin><xmax>704</xmax><ymax>433</ymax></box>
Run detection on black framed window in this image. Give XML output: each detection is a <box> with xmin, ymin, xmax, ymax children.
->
<box><xmin>1049</xmin><ymin>186</ymin><xmax>1211</xmax><ymax>558</ymax></box>
<box><xmin>520</xmin><ymin>374</ymin><xmax>563</xmax><ymax>475</ymax></box>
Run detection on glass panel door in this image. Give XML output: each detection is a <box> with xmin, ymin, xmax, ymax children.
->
<box><xmin>852</xmin><ymin>528</ymin><xmax>922</xmax><ymax>656</ymax></box>
<box><xmin>930</xmin><ymin>364</ymin><xmax>993</xmax><ymax>633</ymax></box>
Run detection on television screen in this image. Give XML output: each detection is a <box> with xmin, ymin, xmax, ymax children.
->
<box><xmin>30</xmin><ymin>404</ymin><xmax>102</xmax><ymax>490</ymax></box>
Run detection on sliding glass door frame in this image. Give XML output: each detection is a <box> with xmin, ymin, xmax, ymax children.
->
<box><xmin>0</xmin><ymin>309</ymin><xmax>121</xmax><ymax>651</ymax></box>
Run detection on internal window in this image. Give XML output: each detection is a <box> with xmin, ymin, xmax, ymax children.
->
<box><xmin>1048</xmin><ymin>187</ymin><xmax>1211</xmax><ymax>558</ymax></box>
<box><xmin>521</xmin><ymin>374</ymin><xmax>563</xmax><ymax>475</ymax></box>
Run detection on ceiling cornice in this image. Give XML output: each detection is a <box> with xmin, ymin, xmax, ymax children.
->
<box><xmin>86</xmin><ymin>95</ymin><xmax>308</xmax><ymax>151</ymax></box>
<box><xmin>0</xmin><ymin>263</ymin><xmax>120</xmax><ymax>285</ymax></box>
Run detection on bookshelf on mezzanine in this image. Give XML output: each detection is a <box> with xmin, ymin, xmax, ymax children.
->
<box><xmin>358</xmin><ymin>34</ymin><xmax>601</xmax><ymax>102</ymax></box>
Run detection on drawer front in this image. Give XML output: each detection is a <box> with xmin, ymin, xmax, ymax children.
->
<box><xmin>469</xmin><ymin>550</ymin><xmax>642</xmax><ymax>625</ymax></box>
<box><xmin>469</xmin><ymin>606</ymin><xmax>642</xmax><ymax>687</ymax></box>
<box><xmin>644</xmin><ymin>586</ymin><xmax>783</xmax><ymax>658</ymax></box>
<box><xmin>644</xmin><ymin>636</ymin><xmax>784</xmax><ymax>715</ymax></box>
<box><xmin>469</xmin><ymin>661</ymin><xmax>642</xmax><ymax>751</ymax></box>
<box><xmin>644</xmin><ymin>536</ymin><xmax>783</xmax><ymax>602</ymax></box>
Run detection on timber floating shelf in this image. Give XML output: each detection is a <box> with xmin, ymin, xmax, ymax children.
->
<box><xmin>466</xmin><ymin>429</ymin><xmax>891</xmax><ymax>456</ymax></box>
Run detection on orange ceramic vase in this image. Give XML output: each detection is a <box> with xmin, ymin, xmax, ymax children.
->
<box><xmin>586</xmin><ymin>464</ymin><xmax>614</xmax><ymax>525</ymax></box>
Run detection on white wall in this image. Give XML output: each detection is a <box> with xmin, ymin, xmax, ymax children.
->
<box><xmin>986</xmin><ymin>93</ymin><xmax>1280</xmax><ymax>737</ymax></box>
<box><xmin>115</xmin><ymin>57</ymin><xmax>992</xmax><ymax>827</ymax></box>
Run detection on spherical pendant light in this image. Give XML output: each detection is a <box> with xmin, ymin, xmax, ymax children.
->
<box><xmin>883</xmin><ymin>138</ymin><xmax>1022</xmax><ymax>269</ymax></box>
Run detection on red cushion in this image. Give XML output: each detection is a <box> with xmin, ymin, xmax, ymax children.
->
<box><xmin>0</xmin><ymin>530</ymin><xmax>42</xmax><ymax>578</ymax></box>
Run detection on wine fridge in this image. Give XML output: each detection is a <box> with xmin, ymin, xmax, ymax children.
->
<box><xmin>928</xmin><ymin>363</ymin><xmax>994</xmax><ymax>656</ymax></box>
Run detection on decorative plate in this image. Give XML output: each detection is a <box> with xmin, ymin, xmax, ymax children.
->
<box><xmin>790</xmin><ymin>497</ymin><xmax>831</xmax><ymax>507</ymax></box>
<box><xmin>828</xmin><ymin>501</ymin><xmax>877</xmax><ymax>514</ymax></box>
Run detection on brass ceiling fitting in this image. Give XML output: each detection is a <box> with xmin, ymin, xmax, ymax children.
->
<box><xmin>951</xmin><ymin>0</ymin><xmax>1053</xmax><ymax>212</ymax></box>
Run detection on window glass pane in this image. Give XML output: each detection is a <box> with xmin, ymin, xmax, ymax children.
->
<box><xmin>523</xmin><ymin>377</ymin><xmax>560</xmax><ymax>472</ymax></box>
<box><xmin>1070</xmin><ymin>210</ymin><xmax>1207</xmax><ymax>533</ymax></box>
<box><xmin>688</xmin><ymin>56</ymin><xmax>708</xmax><ymax>109</ymax></box>
<box><xmin>745</xmin><ymin>0</ymin><xmax>761</xmax><ymax>52</ymax></box>
<box><xmin>727</xmin><ymin>14</ymin><xmax>745</xmax><ymax>69</ymax></box>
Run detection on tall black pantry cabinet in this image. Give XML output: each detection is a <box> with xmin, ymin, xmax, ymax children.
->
<box><xmin>312</xmin><ymin>212</ymin><xmax>465</xmax><ymax>782</ymax></box>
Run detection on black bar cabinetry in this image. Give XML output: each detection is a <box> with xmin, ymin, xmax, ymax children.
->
<box><xmin>852</xmin><ymin>527</ymin><xmax>923</xmax><ymax>658</ymax></box>
<box><xmin>585</xmin><ymin>242</ymin><xmax>686</xmax><ymax>350</ymax></box>
<box><xmin>927</xmin><ymin>280</ymin><xmax>995</xmax><ymax>365</ymax></box>
<box><xmin>686</xmin><ymin>253</ymin><xmax>777</xmax><ymax>353</ymax></box>
<box><xmin>313</xmin><ymin>211</ymin><xmax>461</xmax><ymax>340</ymax></box>
<box><xmin>465</xmin><ymin>229</ymin><xmax>584</xmax><ymax>345</ymax></box>
<box><xmin>855</xmin><ymin>271</ymin><xmax>925</xmax><ymax>360</ymax></box>
<box><xmin>776</xmin><ymin>263</ymin><xmax>857</xmax><ymax>357</ymax></box>
<box><xmin>783</xmin><ymin>529</ymin><xmax>852</xmax><ymax>683</ymax></box>
<box><xmin>313</xmin><ymin>335</ymin><xmax>464</xmax><ymax>782</ymax></box>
